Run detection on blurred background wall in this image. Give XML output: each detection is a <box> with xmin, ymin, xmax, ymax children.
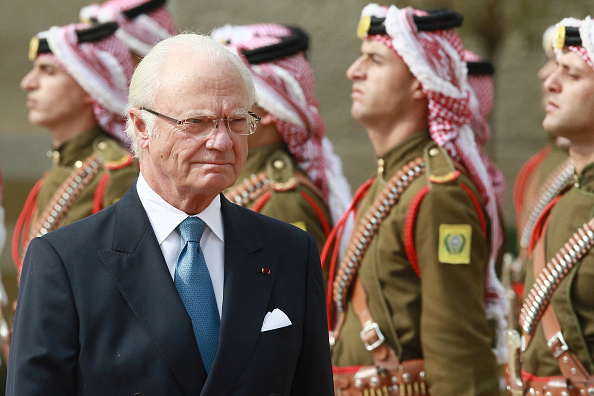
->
<box><xmin>1</xmin><ymin>0</ymin><xmax>591</xmax><ymax>319</ymax></box>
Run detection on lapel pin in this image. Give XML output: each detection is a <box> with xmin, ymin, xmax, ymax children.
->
<box><xmin>261</xmin><ymin>267</ymin><xmax>271</xmax><ymax>275</ymax></box>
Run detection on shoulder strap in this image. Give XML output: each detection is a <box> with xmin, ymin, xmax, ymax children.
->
<box><xmin>424</xmin><ymin>143</ymin><xmax>460</xmax><ymax>185</ymax></box>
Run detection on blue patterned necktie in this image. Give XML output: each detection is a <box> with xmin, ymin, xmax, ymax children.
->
<box><xmin>175</xmin><ymin>216</ymin><xmax>220</xmax><ymax>373</ymax></box>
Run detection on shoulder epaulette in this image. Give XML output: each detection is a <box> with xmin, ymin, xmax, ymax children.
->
<box><xmin>94</xmin><ymin>139</ymin><xmax>134</xmax><ymax>170</ymax></box>
<box><xmin>423</xmin><ymin>143</ymin><xmax>460</xmax><ymax>185</ymax></box>
<box><xmin>266</xmin><ymin>150</ymin><xmax>298</xmax><ymax>192</ymax></box>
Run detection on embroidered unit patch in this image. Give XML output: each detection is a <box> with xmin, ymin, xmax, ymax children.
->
<box><xmin>438</xmin><ymin>224</ymin><xmax>471</xmax><ymax>264</ymax></box>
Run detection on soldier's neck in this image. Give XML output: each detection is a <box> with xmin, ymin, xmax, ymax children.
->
<box><xmin>49</xmin><ymin>118</ymin><xmax>99</xmax><ymax>148</ymax></box>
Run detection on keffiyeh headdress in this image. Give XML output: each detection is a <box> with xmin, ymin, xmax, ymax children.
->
<box><xmin>213</xmin><ymin>23</ymin><xmax>352</xmax><ymax>224</ymax></box>
<box><xmin>464</xmin><ymin>50</ymin><xmax>505</xmax><ymax>211</ymax></box>
<box><xmin>29</xmin><ymin>22</ymin><xmax>134</xmax><ymax>143</ymax></box>
<box><xmin>80</xmin><ymin>0</ymin><xmax>175</xmax><ymax>57</ymax></box>
<box><xmin>552</xmin><ymin>16</ymin><xmax>594</xmax><ymax>71</ymax></box>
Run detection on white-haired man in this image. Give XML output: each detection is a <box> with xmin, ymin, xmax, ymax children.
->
<box><xmin>511</xmin><ymin>16</ymin><xmax>594</xmax><ymax>395</ymax></box>
<box><xmin>326</xmin><ymin>4</ymin><xmax>506</xmax><ymax>395</ymax></box>
<box><xmin>7</xmin><ymin>32</ymin><xmax>333</xmax><ymax>395</ymax></box>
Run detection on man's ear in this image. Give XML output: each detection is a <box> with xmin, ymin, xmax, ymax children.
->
<box><xmin>259</xmin><ymin>113</ymin><xmax>275</xmax><ymax>126</ymax></box>
<box><xmin>411</xmin><ymin>79</ymin><xmax>425</xmax><ymax>101</ymax></box>
<box><xmin>129</xmin><ymin>108</ymin><xmax>150</xmax><ymax>149</ymax></box>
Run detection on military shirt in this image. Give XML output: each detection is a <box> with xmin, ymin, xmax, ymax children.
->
<box><xmin>515</xmin><ymin>143</ymin><xmax>569</xmax><ymax>238</ymax></box>
<box><xmin>225</xmin><ymin>143</ymin><xmax>332</xmax><ymax>254</ymax></box>
<box><xmin>14</xmin><ymin>127</ymin><xmax>138</xmax><ymax>266</ymax></box>
<box><xmin>331</xmin><ymin>132</ymin><xmax>499</xmax><ymax>395</ymax></box>
<box><xmin>523</xmin><ymin>162</ymin><xmax>594</xmax><ymax>377</ymax></box>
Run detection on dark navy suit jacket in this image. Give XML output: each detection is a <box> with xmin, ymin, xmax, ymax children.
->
<box><xmin>7</xmin><ymin>182</ymin><xmax>333</xmax><ymax>395</ymax></box>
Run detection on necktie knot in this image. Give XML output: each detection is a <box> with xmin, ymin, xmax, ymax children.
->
<box><xmin>178</xmin><ymin>216</ymin><xmax>205</xmax><ymax>243</ymax></box>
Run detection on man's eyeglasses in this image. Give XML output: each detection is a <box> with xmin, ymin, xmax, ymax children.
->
<box><xmin>141</xmin><ymin>107</ymin><xmax>260</xmax><ymax>136</ymax></box>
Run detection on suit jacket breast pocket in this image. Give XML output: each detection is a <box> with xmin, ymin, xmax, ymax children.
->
<box><xmin>255</xmin><ymin>320</ymin><xmax>302</xmax><ymax>351</ymax></box>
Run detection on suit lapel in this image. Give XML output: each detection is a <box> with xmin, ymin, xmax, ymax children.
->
<box><xmin>202</xmin><ymin>197</ymin><xmax>279</xmax><ymax>394</ymax></box>
<box><xmin>97</xmin><ymin>184</ymin><xmax>206</xmax><ymax>395</ymax></box>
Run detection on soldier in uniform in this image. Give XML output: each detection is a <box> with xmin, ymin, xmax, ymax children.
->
<box><xmin>508</xmin><ymin>25</ymin><xmax>573</xmax><ymax>332</ymax></box>
<box><xmin>509</xmin><ymin>16</ymin><xmax>594</xmax><ymax>395</ymax></box>
<box><xmin>326</xmin><ymin>4</ymin><xmax>507</xmax><ymax>395</ymax></box>
<box><xmin>79</xmin><ymin>0</ymin><xmax>176</xmax><ymax>66</ymax></box>
<box><xmin>513</xmin><ymin>24</ymin><xmax>572</xmax><ymax>257</ymax></box>
<box><xmin>212</xmin><ymin>23</ymin><xmax>352</xmax><ymax>254</ymax></box>
<box><xmin>12</xmin><ymin>22</ymin><xmax>139</xmax><ymax>279</ymax></box>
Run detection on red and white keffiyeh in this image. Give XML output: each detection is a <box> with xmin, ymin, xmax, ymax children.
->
<box><xmin>464</xmin><ymin>50</ymin><xmax>505</xmax><ymax>212</ymax></box>
<box><xmin>213</xmin><ymin>23</ymin><xmax>352</xmax><ymax>224</ymax></box>
<box><xmin>553</xmin><ymin>17</ymin><xmax>594</xmax><ymax>71</ymax></box>
<box><xmin>361</xmin><ymin>3</ymin><xmax>508</xmax><ymax>362</ymax></box>
<box><xmin>80</xmin><ymin>0</ymin><xmax>175</xmax><ymax>57</ymax></box>
<box><xmin>36</xmin><ymin>23</ymin><xmax>134</xmax><ymax>143</ymax></box>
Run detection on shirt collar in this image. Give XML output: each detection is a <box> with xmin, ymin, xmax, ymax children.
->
<box><xmin>136</xmin><ymin>172</ymin><xmax>224</xmax><ymax>244</ymax></box>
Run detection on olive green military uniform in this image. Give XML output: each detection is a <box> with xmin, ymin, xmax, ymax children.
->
<box><xmin>517</xmin><ymin>144</ymin><xmax>569</xmax><ymax>229</ymax></box>
<box><xmin>332</xmin><ymin>132</ymin><xmax>499</xmax><ymax>395</ymax></box>
<box><xmin>36</xmin><ymin>127</ymin><xmax>138</xmax><ymax>227</ymax></box>
<box><xmin>14</xmin><ymin>127</ymin><xmax>138</xmax><ymax>266</ymax></box>
<box><xmin>523</xmin><ymin>163</ymin><xmax>594</xmax><ymax>377</ymax></box>
<box><xmin>533</xmin><ymin>145</ymin><xmax>569</xmax><ymax>191</ymax></box>
<box><xmin>225</xmin><ymin>142</ymin><xmax>332</xmax><ymax>254</ymax></box>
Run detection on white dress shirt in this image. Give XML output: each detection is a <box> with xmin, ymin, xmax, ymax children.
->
<box><xmin>136</xmin><ymin>173</ymin><xmax>225</xmax><ymax>317</ymax></box>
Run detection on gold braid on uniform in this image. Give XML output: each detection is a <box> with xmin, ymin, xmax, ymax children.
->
<box><xmin>520</xmin><ymin>216</ymin><xmax>594</xmax><ymax>337</ymax></box>
<box><xmin>331</xmin><ymin>158</ymin><xmax>425</xmax><ymax>340</ymax></box>
<box><xmin>519</xmin><ymin>159</ymin><xmax>574</xmax><ymax>250</ymax></box>
<box><xmin>27</xmin><ymin>152</ymin><xmax>103</xmax><ymax>242</ymax></box>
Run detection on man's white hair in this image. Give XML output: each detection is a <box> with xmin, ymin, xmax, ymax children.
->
<box><xmin>125</xmin><ymin>32</ymin><xmax>256</xmax><ymax>159</ymax></box>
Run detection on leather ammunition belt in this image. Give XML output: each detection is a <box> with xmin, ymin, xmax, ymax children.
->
<box><xmin>519</xmin><ymin>159</ymin><xmax>574</xmax><ymax>250</ymax></box>
<box><xmin>523</xmin><ymin>378</ymin><xmax>594</xmax><ymax>396</ymax></box>
<box><xmin>29</xmin><ymin>152</ymin><xmax>102</xmax><ymax>239</ymax></box>
<box><xmin>519</xmin><ymin>216</ymin><xmax>594</xmax><ymax>337</ymax></box>
<box><xmin>225</xmin><ymin>171</ymin><xmax>269</xmax><ymax>206</ymax></box>
<box><xmin>17</xmin><ymin>152</ymin><xmax>103</xmax><ymax>266</ymax></box>
<box><xmin>225</xmin><ymin>171</ymin><xmax>324</xmax><ymax>208</ymax></box>
<box><xmin>333</xmin><ymin>359</ymin><xmax>428</xmax><ymax>396</ymax></box>
<box><xmin>332</xmin><ymin>158</ymin><xmax>425</xmax><ymax>315</ymax></box>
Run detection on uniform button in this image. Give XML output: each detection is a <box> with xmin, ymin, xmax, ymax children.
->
<box><xmin>273</xmin><ymin>160</ymin><xmax>284</xmax><ymax>169</ymax></box>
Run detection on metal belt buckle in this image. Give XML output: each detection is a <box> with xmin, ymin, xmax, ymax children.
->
<box><xmin>360</xmin><ymin>321</ymin><xmax>385</xmax><ymax>351</ymax></box>
<box><xmin>547</xmin><ymin>331</ymin><xmax>569</xmax><ymax>358</ymax></box>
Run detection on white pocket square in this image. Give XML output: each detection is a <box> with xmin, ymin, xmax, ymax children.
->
<box><xmin>260</xmin><ymin>308</ymin><xmax>292</xmax><ymax>332</ymax></box>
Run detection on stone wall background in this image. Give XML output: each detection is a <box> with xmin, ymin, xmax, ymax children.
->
<box><xmin>1</xmin><ymin>0</ymin><xmax>590</xmax><ymax>307</ymax></box>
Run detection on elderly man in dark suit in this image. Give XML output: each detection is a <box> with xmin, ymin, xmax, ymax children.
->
<box><xmin>7</xmin><ymin>32</ymin><xmax>333</xmax><ymax>396</ymax></box>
